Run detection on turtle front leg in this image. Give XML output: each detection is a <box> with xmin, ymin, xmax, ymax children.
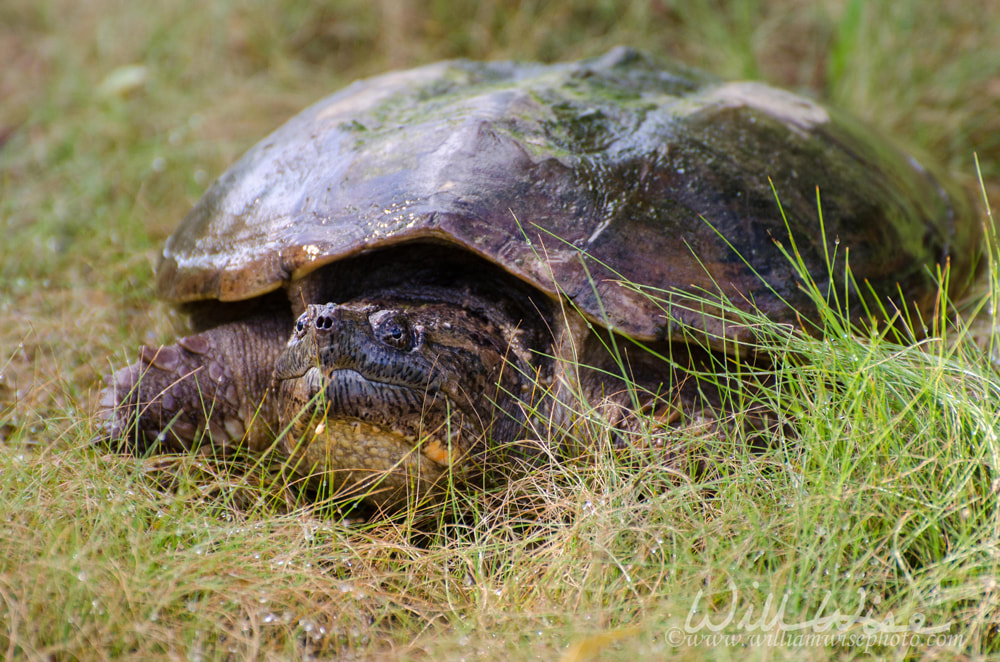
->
<box><xmin>99</xmin><ymin>314</ymin><xmax>292</xmax><ymax>454</ymax></box>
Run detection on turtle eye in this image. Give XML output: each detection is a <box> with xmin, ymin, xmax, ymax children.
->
<box><xmin>295</xmin><ymin>314</ymin><xmax>307</xmax><ymax>334</ymax></box>
<box><xmin>371</xmin><ymin>311</ymin><xmax>414</xmax><ymax>351</ymax></box>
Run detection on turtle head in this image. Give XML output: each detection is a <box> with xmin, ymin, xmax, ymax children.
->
<box><xmin>272</xmin><ymin>298</ymin><xmax>536</xmax><ymax>507</ymax></box>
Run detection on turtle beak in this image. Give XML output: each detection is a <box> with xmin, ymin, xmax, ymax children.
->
<box><xmin>273</xmin><ymin>303</ymin><xmax>364</xmax><ymax>381</ymax></box>
<box><xmin>272</xmin><ymin>304</ymin><xmax>335</xmax><ymax>381</ymax></box>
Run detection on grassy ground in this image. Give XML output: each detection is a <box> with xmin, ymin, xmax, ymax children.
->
<box><xmin>2</xmin><ymin>0</ymin><xmax>999</xmax><ymax>659</ymax></box>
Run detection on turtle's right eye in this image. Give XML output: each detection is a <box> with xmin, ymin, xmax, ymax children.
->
<box><xmin>295</xmin><ymin>315</ymin><xmax>307</xmax><ymax>334</ymax></box>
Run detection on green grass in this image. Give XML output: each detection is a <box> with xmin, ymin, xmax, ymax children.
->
<box><xmin>2</xmin><ymin>0</ymin><xmax>999</xmax><ymax>659</ymax></box>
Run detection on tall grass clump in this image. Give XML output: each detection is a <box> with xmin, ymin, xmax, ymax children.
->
<box><xmin>618</xmin><ymin>181</ymin><xmax>1000</xmax><ymax>656</ymax></box>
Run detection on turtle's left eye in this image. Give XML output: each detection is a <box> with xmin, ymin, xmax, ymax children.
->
<box><xmin>370</xmin><ymin>311</ymin><xmax>414</xmax><ymax>351</ymax></box>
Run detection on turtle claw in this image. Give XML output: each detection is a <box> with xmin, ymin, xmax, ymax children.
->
<box><xmin>98</xmin><ymin>333</ymin><xmax>227</xmax><ymax>453</ymax></box>
<box><xmin>97</xmin><ymin>317</ymin><xmax>289</xmax><ymax>456</ymax></box>
<box><xmin>97</xmin><ymin>344</ymin><xmax>199</xmax><ymax>453</ymax></box>
<box><xmin>95</xmin><ymin>360</ymin><xmax>142</xmax><ymax>450</ymax></box>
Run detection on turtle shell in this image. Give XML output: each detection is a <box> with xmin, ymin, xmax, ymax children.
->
<box><xmin>157</xmin><ymin>47</ymin><xmax>978</xmax><ymax>345</ymax></box>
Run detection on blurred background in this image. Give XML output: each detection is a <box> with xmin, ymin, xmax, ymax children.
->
<box><xmin>1</xmin><ymin>0</ymin><xmax>998</xmax><ymax>431</ymax></box>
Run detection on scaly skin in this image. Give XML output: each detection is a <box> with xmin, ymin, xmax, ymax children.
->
<box><xmin>272</xmin><ymin>299</ymin><xmax>538</xmax><ymax>508</ymax></box>
<box><xmin>98</xmin><ymin>313</ymin><xmax>292</xmax><ymax>454</ymax></box>
<box><xmin>100</xmin><ymin>293</ymin><xmax>542</xmax><ymax>508</ymax></box>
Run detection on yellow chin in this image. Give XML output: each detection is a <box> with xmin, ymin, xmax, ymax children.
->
<box><xmin>279</xmin><ymin>416</ymin><xmax>466</xmax><ymax>509</ymax></box>
<box><xmin>420</xmin><ymin>437</ymin><xmax>460</xmax><ymax>465</ymax></box>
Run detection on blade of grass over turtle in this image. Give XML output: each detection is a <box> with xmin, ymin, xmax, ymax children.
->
<box><xmin>974</xmin><ymin>153</ymin><xmax>1000</xmax><ymax>358</ymax></box>
<box><xmin>510</xmin><ymin>213</ymin><xmax>746</xmax><ymax>439</ymax></box>
<box><xmin>521</xmin><ymin>212</ymin><xmax>760</xmax><ymax>357</ymax></box>
<box><xmin>506</xmin><ymin>212</ymin><xmax>659</xmax><ymax>422</ymax></box>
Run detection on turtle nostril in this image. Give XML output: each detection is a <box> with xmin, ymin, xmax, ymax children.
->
<box><xmin>315</xmin><ymin>315</ymin><xmax>333</xmax><ymax>330</ymax></box>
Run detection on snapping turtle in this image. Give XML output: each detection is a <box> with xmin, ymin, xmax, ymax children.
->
<box><xmin>101</xmin><ymin>48</ymin><xmax>978</xmax><ymax>508</ymax></box>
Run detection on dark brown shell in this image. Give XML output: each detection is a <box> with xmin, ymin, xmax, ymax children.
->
<box><xmin>158</xmin><ymin>47</ymin><xmax>979</xmax><ymax>344</ymax></box>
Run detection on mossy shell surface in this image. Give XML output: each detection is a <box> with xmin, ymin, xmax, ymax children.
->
<box><xmin>158</xmin><ymin>47</ymin><xmax>978</xmax><ymax>345</ymax></box>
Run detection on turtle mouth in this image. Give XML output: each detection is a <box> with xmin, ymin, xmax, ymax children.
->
<box><xmin>327</xmin><ymin>366</ymin><xmax>440</xmax><ymax>395</ymax></box>
<box><xmin>280</xmin><ymin>365</ymin><xmax>465</xmax><ymax>449</ymax></box>
<box><xmin>324</xmin><ymin>367</ymin><xmax>429</xmax><ymax>411</ymax></box>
